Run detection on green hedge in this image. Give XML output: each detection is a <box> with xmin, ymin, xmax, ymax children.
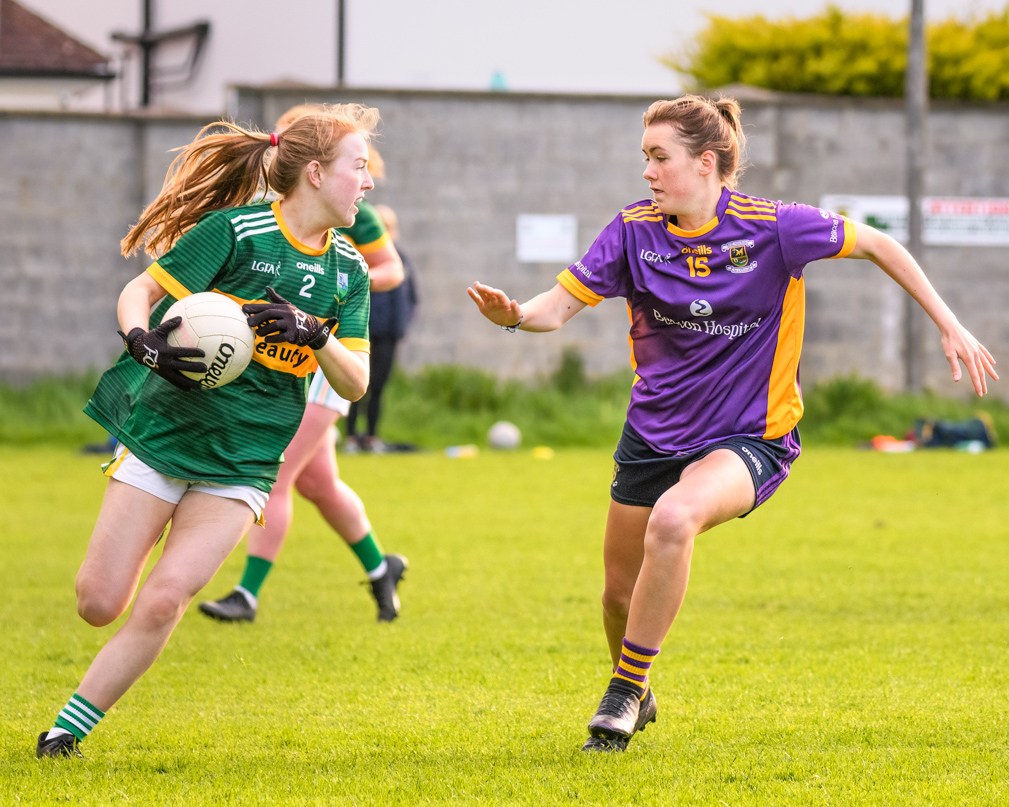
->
<box><xmin>0</xmin><ymin>373</ymin><xmax>108</xmax><ymax>445</ymax></box>
<box><xmin>800</xmin><ymin>374</ymin><xmax>1009</xmax><ymax>445</ymax></box>
<box><xmin>358</xmin><ymin>348</ymin><xmax>633</xmax><ymax>449</ymax></box>
<box><xmin>3</xmin><ymin>363</ymin><xmax>1006</xmax><ymax>449</ymax></box>
<box><xmin>667</xmin><ymin>5</ymin><xmax>1009</xmax><ymax>101</ymax></box>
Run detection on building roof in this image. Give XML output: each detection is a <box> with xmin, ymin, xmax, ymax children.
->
<box><xmin>0</xmin><ymin>0</ymin><xmax>112</xmax><ymax>78</ymax></box>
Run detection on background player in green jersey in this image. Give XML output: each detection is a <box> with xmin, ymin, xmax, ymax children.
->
<box><xmin>199</xmin><ymin>106</ymin><xmax>409</xmax><ymax>624</ymax></box>
<box><xmin>36</xmin><ymin>104</ymin><xmax>381</xmax><ymax>758</ymax></box>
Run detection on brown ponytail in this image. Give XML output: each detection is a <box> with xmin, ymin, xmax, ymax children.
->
<box><xmin>122</xmin><ymin>103</ymin><xmax>380</xmax><ymax>258</ymax></box>
<box><xmin>643</xmin><ymin>94</ymin><xmax>746</xmax><ymax>189</ymax></box>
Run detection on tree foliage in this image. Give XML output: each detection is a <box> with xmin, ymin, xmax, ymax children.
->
<box><xmin>666</xmin><ymin>5</ymin><xmax>1009</xmax><ymax>100</ymax></box>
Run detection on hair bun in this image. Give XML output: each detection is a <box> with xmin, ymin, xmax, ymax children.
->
<box><xmin>714</xmin><ymin>97</ymin><xmax>742</xmax><ymax>135</ymax></box>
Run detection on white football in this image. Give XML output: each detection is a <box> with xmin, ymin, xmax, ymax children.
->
<box><xmin>488</xmin><ymin>420</ymin><xmax>522</xmax><ymax>450</ymax></box>
<box><xmin>163</xmin><ymin>292</ymin><xmax>256</xmax><ymax>389</ymax></box>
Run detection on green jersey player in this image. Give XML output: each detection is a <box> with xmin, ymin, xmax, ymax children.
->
<box><xmin>199</xmin><ymin>196</ymin><xmax>410</xmax><ymax>623</ymax></box>
<box><xmin>86</xmin><ymin>199</ymin><xmax>372</xmax><ymax>492</ymax></box>
<box><xmin>36</xmin><ymin>104</ymin><xmax>380</xmax><ymax>758</ymax></box>
<box><xmin>199</xmin><ymin>105</ymin><xmax>409</xmax><ymax>625</ymax></box>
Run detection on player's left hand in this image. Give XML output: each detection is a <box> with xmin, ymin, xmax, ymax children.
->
<box><xmin>243</xmin><ymin>287</ymin><xmax>337</xmax><ymax>350</ymax></box>
<box><xmin>940</xmin><ymin>321</ymin><xmax>998</xmax><ymax>396</ymax></box>
<box><xmin>119</xmin><ymin>318</ymin><xmax>207</xmax><ymax>391</ymax></box>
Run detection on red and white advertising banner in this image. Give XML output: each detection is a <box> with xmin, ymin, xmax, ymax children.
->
<box><xmin>820</xmin><ymin>195</ymin><xmax>1009</xmax><ymax>246</ymax></box>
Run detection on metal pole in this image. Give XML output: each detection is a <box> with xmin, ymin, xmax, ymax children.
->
<box><xmin>337</xmin><ymin>0</ymin><xmax>345</xmax><ymax>86</ymax></box>
<box><xmin>140</xmin><ymin>0</ymin><xmax>153</xmax><ymax>106</ymax></box>
<box><xmin>904</xmin><ymin>0</ymin><xmax>928</xmax><ymax>392</ymax></box>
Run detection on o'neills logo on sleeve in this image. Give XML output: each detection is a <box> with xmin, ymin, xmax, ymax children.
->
<box><xmin>252</xmin><ymin>337</ymin><xmax>318</xmax><ymax>377</ymax></box>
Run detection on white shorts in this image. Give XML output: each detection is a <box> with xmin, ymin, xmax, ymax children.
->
<box><xmin>103</xmin><ymin>444</ymin><xmax>269</xmax><ymax>524</ymax></box>
<box><xmin>307</xmin><ymin>373</ymin><xmax>351</xmax><ymax>416</ymax></box>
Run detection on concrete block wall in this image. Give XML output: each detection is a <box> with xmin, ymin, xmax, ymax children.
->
<box><xmin>0</xmin><ymin>111</ymin><xmax>209</xmax><ymax>383</ymax></box>
<box><xmin>1</xmin><ymin>90</ymin><xmax>1006</xmax><ymax>402</ymax></box>
<box><xmin>741</xmin><ymin>98</ymin><xmax>1009</xmax><ymax>400</ymax></box>
<box><xmin>236</xmin><ymin>87</ymin><xmax>1009</xmax><ymax>400</ymax></box>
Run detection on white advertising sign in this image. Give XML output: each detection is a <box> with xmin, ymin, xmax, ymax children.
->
<box><xmin>820</xmin><ymin>195</ymin><xmax>1009</xmax><ymax>246</ymax></box>
<box><xmin>516</xmin><ymin>214</ymin><xmax>577</xmax><ymax>263</ymax></box>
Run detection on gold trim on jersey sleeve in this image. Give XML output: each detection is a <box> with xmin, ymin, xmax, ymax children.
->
<box><xmin>557</xmin><ymin>269</ymin><xmax>604</xmax><ymax>307</ymax></box>
<box><xmin>353</xmin><ymin>232</ymin><xmax>392</xmax><ymax>255</ymax></box>
<box><xmin>147</xmin><ymin>263</ymin><xmax>192</xmax><ymax>301</ymax></box>
<box><xmin>833</xmin><ymin>217</ymin><xmax>857</xmax><ymax>258</ymax></box>
<box><xmin>339</xmin><ymin>337</ymin><xmax>371</xmax><ymax>353</ymax></box>
<box><xmin>272</xmin><ymin>200</ymin><xmax>332</xmax><ymax>256</ymax></box>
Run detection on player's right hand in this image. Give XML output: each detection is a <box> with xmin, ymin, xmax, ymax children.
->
<box><xmin>119</xmin><ymin>317</ymin><xmax>207</xmax><ymax>391</ymax></box>
<box><xmin>467</xmin><ymin>281</ymin><xmax>523</xmax><ymax>327</ymax></box>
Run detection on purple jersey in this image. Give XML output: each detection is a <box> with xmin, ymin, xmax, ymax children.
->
<box><xmin>558</xmin><ymin>187</ymin><xmax>856</xmax><ymax>454</ymax></box>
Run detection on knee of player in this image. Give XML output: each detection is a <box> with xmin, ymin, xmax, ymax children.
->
<box><xmin>135</xmin><ymin>581</ymin><xmax>190</xmax><ymax>628</ymax></box>
<box><xmin>76</xmin><ymin>587</ymin><xmax>126</xmax><ymax>627</ymax></box>
<box><xmin>644</xmin><ymin>501</ymin><xmax>699</xmax><ymax>552</ymax></box>
<box><xmin>294</xmin><ymin>470</ymin><xmax>335</xmax><ymax>503</ymax></box>
<box><xmin>600</xmin><ymin>586</ymin><xmax>632</xmax><ymax>619</ymax></box>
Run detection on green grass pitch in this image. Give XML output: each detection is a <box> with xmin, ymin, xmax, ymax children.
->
<box><xmin>2</xmin><ymin>446</ymin><xmax>1008</xmax><ymax>805</ymax></box>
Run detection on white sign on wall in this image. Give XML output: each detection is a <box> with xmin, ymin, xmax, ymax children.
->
<box><xmin>516</xmin><ymin>214</ymin><xmax>577</xmax><ymax>263</ymax></box>
<box><xmin>820</xmin><ymin>195</ymin><xmax>1009</xmax><ymax>246</ymax></box>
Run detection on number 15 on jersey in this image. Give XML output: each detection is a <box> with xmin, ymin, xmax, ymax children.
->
<box><xmin>686</xmin><ymin>256</ymin><xmax>710</xmax><ymax>277</ymax></box>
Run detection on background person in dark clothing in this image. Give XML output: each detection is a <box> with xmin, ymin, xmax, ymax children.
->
<box><xmin>346</xmin><ymin>204</ymin><xmax>418</xmax><ymax>453</ymax></box>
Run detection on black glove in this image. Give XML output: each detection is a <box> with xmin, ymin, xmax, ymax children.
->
<box><xmin>118</xmin><ymin>317</ymin><xmax>207</xmax><ymax>392</ymax></box>
<box><xmin>243</xmin><ymin>286</ymin><xmax>337</xmax><ymax>350</ymax></box>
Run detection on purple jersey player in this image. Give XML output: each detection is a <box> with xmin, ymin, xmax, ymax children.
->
<box><xmin>468</xmin><ymin>94</ymin><xmax>996</xmax><ymax>754</ymax></box>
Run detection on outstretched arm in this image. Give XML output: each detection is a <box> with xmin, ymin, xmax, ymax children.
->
<box><xmin>467</xmin><ymin>281</ymin><xmax>587</xmax><ymax>332</ymax></box>
<box><xmin>848</xmin><ymin>222</ymin><xmax>997</xmax><ymax>396</ymax></box>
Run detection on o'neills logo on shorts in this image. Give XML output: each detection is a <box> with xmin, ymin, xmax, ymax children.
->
<box><xmin>200</xmin><ymin>342</ymin><xmax>236</xmax><ymax>388</ymax></box>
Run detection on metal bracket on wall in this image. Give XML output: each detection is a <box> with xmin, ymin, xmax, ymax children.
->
<box><xmin>111</xmin><ymin>1</ymin><xmax>210</xmax><ymax>107</ymax></box>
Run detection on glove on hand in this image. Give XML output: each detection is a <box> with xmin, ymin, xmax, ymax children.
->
<box><xmin>118</xmin><ymin>317</ymin><xmax>207</xmax><ymax>392</ymax></box>
<box><xmin>243</xmin><ymin>286</ymin><xmax>337</xmax><ymax>350</ymax></box>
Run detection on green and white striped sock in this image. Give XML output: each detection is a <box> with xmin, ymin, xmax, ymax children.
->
<box><xmin>50</xmin><ymin>693</ymin><xmax>105</xmax><ymax>742</ymax></box>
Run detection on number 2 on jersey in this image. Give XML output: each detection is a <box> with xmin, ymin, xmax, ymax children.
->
<box><xmin>686</xmin><ymin>256</ymin><xmax>710</xmax><ymax>277</ymax></box>
<box><xmin>300</xmin><ymin>274</ymin><xmax>315</xmax><ymax>298</ymax></box>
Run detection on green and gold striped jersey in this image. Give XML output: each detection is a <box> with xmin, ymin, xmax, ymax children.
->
<box><xmin>85</xmin><ymin>201</ymin><xmax>371</xmax><ymax>492</ymax></box>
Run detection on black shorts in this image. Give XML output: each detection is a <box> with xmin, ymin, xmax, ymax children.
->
<box><xmin>610</xmin><ymin>422</ymin><xmax>801</xmax><ymax>514</ymax></box>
